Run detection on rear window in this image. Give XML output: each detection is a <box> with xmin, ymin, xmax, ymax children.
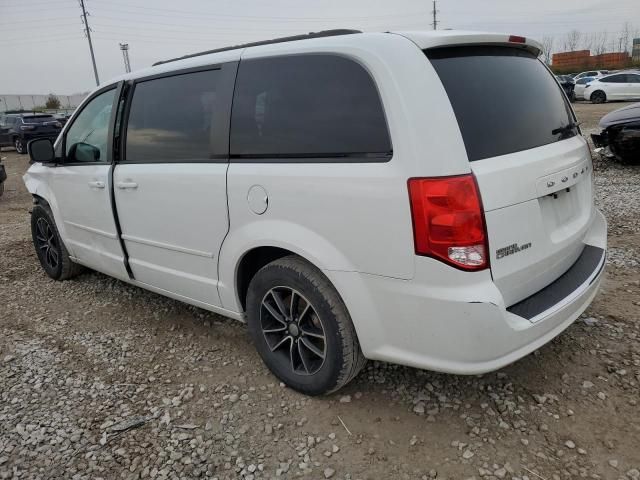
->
<box><xmin>426</xmin><ymin>46</ymin><xmax>575</xmax><ymax>162</ymax></box>
<box><xmin>601</xmin><ymin>74</ymin><xmax>627</xmax><ymax>83</ymax></box>
<box><xmin>22</xmin><ymin>115</ymin><xmax>55</xmax><ymax>124</ymax></box>
<box><xmin>230</xmin><ymin>54</ymin><xmax>391</xmax><ymax>160</ymax></box>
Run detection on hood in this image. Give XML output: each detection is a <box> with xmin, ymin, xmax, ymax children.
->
<box><xmin>599</xmin><ymin>102</ymin><xmax>640</xmax><ymax>128</ymax></box>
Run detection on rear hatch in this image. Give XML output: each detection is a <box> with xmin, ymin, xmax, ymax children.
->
<box><xmin>426</xmin><ymin>44</ymin><xmax>594</xmax><ymax>308</ymax></box>
<box><xmin>21</xmin><ymin>115</ymin><xmax>61</xmax><ymax>136</ymax></box>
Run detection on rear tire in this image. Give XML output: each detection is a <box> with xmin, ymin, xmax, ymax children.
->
<box><xmin>590</xmin><ymin>90</ymin><xmax>606</xmax><ymax>104</ymax></box>
<box><xmin>31</xmin><ymin>204</ymin><xmax>84</xmax><ymax>280</ymax></box>
<box><xmin>246</xmin><ymin>255</ymin><xmax>366</xmax><ymax>395</ymax></box>
<box><xmin>14</xmin><ymin>137</ymin><xmax>27</xmax><ymax>154</ymax></box>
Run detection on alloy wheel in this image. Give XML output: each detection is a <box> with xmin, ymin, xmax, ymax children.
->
<box><xmin>35</xmin><ymin>217</ymin><xmax>59</xmax><ymax>270</ymax></box>
<box><xmin>260</xmin><ymin>287</ymin><xmax>327</xmax><ymax>375</ymax></box>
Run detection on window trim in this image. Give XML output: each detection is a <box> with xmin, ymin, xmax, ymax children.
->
<box><xmin>119</xmin><ymin>62</ymin><xmax>237</xmax><ymax>165</ymax></box>
<box><xmin>228</xmin><ymin>52</ymin><xmax>393</xmax><ymax>164</ymax></box>
<box><xmin>61</xmin><ymin>82</ymin><xmax>123</xmax><ymax>167</ymax></box>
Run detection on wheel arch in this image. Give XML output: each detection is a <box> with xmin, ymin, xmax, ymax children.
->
<box><xmin>24</xmin><ymin>170</ymin><xmax>73</xmax><ymax>255</ymax></box>
<box><xmin>590</xmin><ymin>89</ymin><xmax>607</xmax><ymax>102</ymax></box>
<box><xmin>218</xmin><ymin>222</ymin><xmax>357</xmax><ymax>314</ymax></box>
<box><xmin>235</xmin><ymin>246</ymin><xmax>295</xmax><ymax>311</ymax></box>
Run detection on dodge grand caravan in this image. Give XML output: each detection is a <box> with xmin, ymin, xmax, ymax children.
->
<box><xmin>24</xmin><ymin>30</ymin><xmax>607</xmax><ymax>395</ymax></box>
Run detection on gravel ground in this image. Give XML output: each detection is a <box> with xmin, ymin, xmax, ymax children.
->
<box><xmin>1</xmin><ymin>101</ymin><xmax>639</xmax><ymax>480</ymax></box>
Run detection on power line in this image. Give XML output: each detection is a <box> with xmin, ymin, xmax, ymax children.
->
<box><xmin>91</xmin><ymin>1</ymin><xmax>430</xmax><ymax>23</ymax></box>
<box><xmin>0</xmin><ymin>35</ymin><xmax>85</xmax><ymax>47</ymax></box>
<box><xmin>0</xmin><ymin>16</ymin><xmax>73</xmax><ymax>25</ymax></box>
<box><xmin>79</xmin><ymin>0</ymin><xmax>99</xmax><ymax>86</ymax></box>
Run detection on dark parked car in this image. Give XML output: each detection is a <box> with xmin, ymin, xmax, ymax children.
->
<box><xmin>0</xmin><ymin>113</ymin><xmax>62</xmax><ymax>154</ymax></box>
<box><xmin>591</xmin><ymin>102</ymin><xmax>640</xmax><ymax>164</ymax></box>
<box><xmin>53</xmin><ymin>112</ymin><xmax>73</xmax><ymax>127</ymax></box>
<box><xmin>555</xmin><ymin>75</ymin><xmax>576</xmax><ymax>102</ymax></box>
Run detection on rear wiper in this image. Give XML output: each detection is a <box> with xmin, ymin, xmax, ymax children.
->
<box><xmin>552</xmin><ymin>121</ymin><xmax>581</xmax><ymax>136</ymax></box>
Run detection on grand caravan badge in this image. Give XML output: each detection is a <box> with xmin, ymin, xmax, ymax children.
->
<box><xmin>496</xmin><ymin>242</ymin><xmax>532</xmax><ymax>259</ymax></box>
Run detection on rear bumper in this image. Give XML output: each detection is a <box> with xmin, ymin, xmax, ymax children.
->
<box><xmin>328</xmin><ymin>209</ymin><xmax>607</xmax><ymax>374</ymax></box>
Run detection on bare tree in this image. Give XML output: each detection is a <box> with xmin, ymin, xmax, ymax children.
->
<box><xmin>581</xmin><ymin>33</ymin><xmax>594</xmax><ymax>53</ymax></box>
<box><xmin>620</xmin><ymin>22</ymin><xmax>632</xmax><ymax>52</ymax></box>
<box><xmin>563</xmin><ymin>29</ymin><xmax>582</xmax><ymax>51</ymax></box>
<box><xmin>45</xmin><ymin>94</ymin><xmax>61</xmax><ymax>110</ymax></box>
<box><xmin>592</xmin><ymin>31</ymin><xmax>609</xmax><ymax>56</ymax></box>
<box><xmin>609</xmin><ymin>36</ymin><xmax>618</xmax><ymax>53</ymax></box>
<box><xmin>541</xmin><ymin>35</ymin><xmax>554</xmax><ymax>64</ymax></box>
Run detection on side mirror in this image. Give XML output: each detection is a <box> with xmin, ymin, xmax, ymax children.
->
<box><xmin>28</xmin><ymin>138</ymin><xmax>55</xmax><ymax>163</ymax></box>
<box><xmin>68</xmin><ymin>142</ymin><xmax>100</xmax><ymax>163</ymax></box>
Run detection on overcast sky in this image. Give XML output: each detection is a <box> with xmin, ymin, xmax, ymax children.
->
<box><xmin>1</xmin><ymin>0</ymin><xmax>638</xmax><ymax>94</ymax></box>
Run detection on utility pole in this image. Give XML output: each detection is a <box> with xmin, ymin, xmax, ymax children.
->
<box><xmin>119</xmin><ymin>43</ymin><xmax>132</xmax><ymax>73</ymax></box>
<box><xmin>79</xmin><ymin>0</ymin><xmax>100</xmax><ymax>86</ymax></box>
<box><xmin>431</xmin><ymin>0</ymin><xmax>439</xmax><ymax>30</ymax></box>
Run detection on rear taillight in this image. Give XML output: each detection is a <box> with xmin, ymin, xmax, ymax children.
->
<box><xmin>408</xmin><ymin>174</ymin><xmax>489</xmax><ymax>271</ymax></box>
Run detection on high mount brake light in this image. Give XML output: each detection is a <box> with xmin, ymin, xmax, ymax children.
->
<box><xmin>408</xmin><ymin>174</ymin><xmax>489</xmax><ymax>271</ymax></box>
<box><xmin>509</xmin><ymin>35</ymin><xmax>526</xmax><ymax>44</ymax></box>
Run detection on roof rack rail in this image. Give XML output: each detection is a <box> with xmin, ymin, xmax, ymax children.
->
<box><xmin>152</xmin><ymin>29</ymin><xmax>362</xmax><ymax>66</ymax></box>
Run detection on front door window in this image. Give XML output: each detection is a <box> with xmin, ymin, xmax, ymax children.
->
<box><xmin>65</xmin><ymin>89</ymin><xmax>116</xmax><ymax>163</ymax></box>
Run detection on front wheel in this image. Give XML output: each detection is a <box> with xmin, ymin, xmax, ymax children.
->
<box><xmin>31</xmin><ymin>204</ymin><xmax>84</xmax><ymax>280</ymax></box>
<box><xmin>14</xmin><ymin>137</ymin><xmax>27</xmax><ymax>154</ymax></box>
<box><xmin>590</xmin><ymin>90</ymin><xmax>606</xmax><ymax>104</ymax></box>
<box><xmin>246</xmin><ymin>256</ymin><xmax>366</xmax><ymax>395</ymax></box>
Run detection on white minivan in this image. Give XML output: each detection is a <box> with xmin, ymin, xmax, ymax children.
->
<box><xmin>24</xmin><ymin>30</ymin><xmax>607</xmax><ymax>395</ymax></box>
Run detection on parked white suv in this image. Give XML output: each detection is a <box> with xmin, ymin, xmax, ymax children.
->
<box><xmin>24</xmin><ymin>30</ymin><xmax>607</xmax><ymax>395</ymax></box>
<box><xmin>574</xmin><ymin>70</ymin><xmax>608</xmax><ymax>80</ymax></box>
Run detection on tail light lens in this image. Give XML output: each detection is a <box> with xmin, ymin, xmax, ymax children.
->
<box><xmin>408</xmin><ymin>174</ymin><xmax>489</xmax><ymax>271</ymax></box>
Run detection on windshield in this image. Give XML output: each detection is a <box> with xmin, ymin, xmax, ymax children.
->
<box><xmin>426</xmin><ymin>46</ymin><xmax>575</xmax><ymax>162</ymax></box>
<box><xmin>22</xmin><ymin>115</ymin><xmax>56</xmax><ymax>124</ymax></box>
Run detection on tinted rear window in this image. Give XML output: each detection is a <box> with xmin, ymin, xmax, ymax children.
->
<box><xmin>230</xmin><ymin>54</ymin><xmax>391</xmax><ymax>160</ymax></box>
<box><xmin>426</xmin><ymin>46</ymin><xmax>575</xmax><ymax>162</ymax></box>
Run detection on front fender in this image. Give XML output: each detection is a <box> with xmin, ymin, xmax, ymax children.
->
<box><xmin>217</xmin><ymin>219</ymin><xmax>358</xmax><ymax>312</ymax></box>
<box><xmin>23</xmin><ymin>165</ymin><xmax>74</xmax><ymax>256</ymax></box>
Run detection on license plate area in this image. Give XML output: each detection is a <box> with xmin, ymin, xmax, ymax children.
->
<box><xmin>538</xmin><ymin>180</ymin><xmax>591</xmax><ymax>244</ymax></box>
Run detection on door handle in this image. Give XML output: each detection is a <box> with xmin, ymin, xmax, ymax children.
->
<box><xmin>88</xmin><ymin>180</ymin><xmax>105</xmax><ymax>189</ymax></box>
<box><xmin>117</xmin><ymin>181</ymin><xmax>138</xmax><ymax>190</ymax></box>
